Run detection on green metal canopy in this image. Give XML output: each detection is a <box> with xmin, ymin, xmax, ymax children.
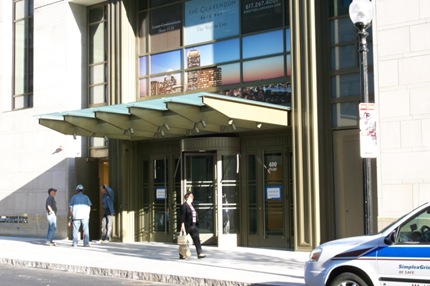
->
<box><xmin>38</xmin><ymin>93</ymin><xmax>290</xmax><ymax>141</ymax></box>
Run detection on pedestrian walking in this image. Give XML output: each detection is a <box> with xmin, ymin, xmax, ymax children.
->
<box><xmin>69</xmin><ymin>184</ymin><xmax>92</xmax><ymax>247</ymax></box>
<box><xmin>99</xmin><ymin>184</ymin><xmax>114</xmax><ymax>243</ymax></box>
<box><xmin>180</xmin><ymin>192</ymin><xmax>206</xmax><ymax>259</ymax></box>
<box><xmin>45</xmin><ymin>188</ymin><xmax>57</xmax><ymax>246</ymax></box>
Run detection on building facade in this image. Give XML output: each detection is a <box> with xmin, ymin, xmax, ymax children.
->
<box><xmin>1</xmin><ymin>0</ymin><xmax>429</xmax><ymax>252</ymax></box>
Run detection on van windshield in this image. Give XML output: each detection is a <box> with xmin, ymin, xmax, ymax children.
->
<box><xmin>396</xmin><ymin>207</ymin><xmax>430</xmax><ymax>243</ymax></box>
<box><xmin>379</xmin><ymin>204</ymin><xmax>430</xmax><ymax>234</ymax></box>
<box><xmin>379</xmin><ymin>212</ymin><xmax>410</xmax><ymax>233</ymax></box>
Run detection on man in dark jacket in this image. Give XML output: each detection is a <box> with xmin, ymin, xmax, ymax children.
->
<box><xmin>100</xmin><ymin>184</ymin><xmax>114</xmax><ymax>243</ymax></box>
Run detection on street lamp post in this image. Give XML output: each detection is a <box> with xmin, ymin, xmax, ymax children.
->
<box><xmin>349</xmin><ymin>0</ymin><xmax>374</xmax><ymax>235</ymax></box>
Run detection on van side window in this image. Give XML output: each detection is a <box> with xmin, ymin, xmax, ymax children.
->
<box><xmin>397</xmin><ymin>207</ymin><xmax>430</xmax><ymax>244</ymax></box>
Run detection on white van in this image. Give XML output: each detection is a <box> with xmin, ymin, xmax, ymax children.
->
<box><xmin>304</xmin><ymin>202</ymin><xmax>430</xmax><ymax>286</ymax></box>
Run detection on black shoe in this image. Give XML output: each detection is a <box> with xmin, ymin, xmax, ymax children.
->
<box><xmin>197</xmin><ymin>253</ymin><xmax>206</xmax><ymax>259</ymax></box>
<box><xmin>179</xmin><ymin>255</ymin><xmax>187</xmax><ymax>260</ymax></box>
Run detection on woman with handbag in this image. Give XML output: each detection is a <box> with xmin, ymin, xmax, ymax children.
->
<box><xmin>180</xmin><ymin>192</ymin><xmax>206</xmax><ymax>259</ymax></box>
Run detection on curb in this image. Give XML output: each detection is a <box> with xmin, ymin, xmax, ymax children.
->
<box><xmin>0</xmin><ymin>258</ymin><xmax>252</xmax><ymax>286</ymax></box>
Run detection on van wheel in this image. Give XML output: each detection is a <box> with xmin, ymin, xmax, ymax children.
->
<box><xmin>329</xmin><ymin>272</ymin><xmax>369</xmax><ymax>286</ymax></box>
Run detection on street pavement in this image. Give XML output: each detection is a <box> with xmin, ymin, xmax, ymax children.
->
<box><xmin>0</xmin><ymin>236</ymin><xmax>309</xmax><ymax>286</ymax></box>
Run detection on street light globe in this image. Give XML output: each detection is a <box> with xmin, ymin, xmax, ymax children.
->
<box><xmin>349</xmin><ymin>0</ymin><xmax>374</xmax><ymax>27</ymax></box>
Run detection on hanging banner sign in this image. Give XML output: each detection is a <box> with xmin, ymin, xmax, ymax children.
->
<box><xmin>359</xmin><ymin>103</ymin><xmax>377</xmax><ymax>158</ymax></box>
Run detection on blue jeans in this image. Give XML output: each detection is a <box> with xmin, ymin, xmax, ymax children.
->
<box><xmin>46</xmin><ymin>213</ymin><xmax>56</xmax><ymax>242</ymax></box>
<box><xmin>72</xmin><ymin>218</ymin><xmax>90</xmax><ymax>246</ymax></box>
<box><xmin>101</xmin><ymin>214</ymin><xmax>113</xmax><ymax>241</ymax></box>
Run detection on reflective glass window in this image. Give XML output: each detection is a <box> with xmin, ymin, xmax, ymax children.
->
<box><xmin>185</xmin><ymin>39</ymin><xmax>240</xmax><ymax>68</ymax></box>
<box><xmin>332</xmin><ymin>102</ymin><xmax>359</xmax><ymax>128</ymax></box>
<box><xmin>13</xmin><ymin>0</ymin><xmax>33</xmax><ymax>109</ymax></box>
<box><xmin>88</xmin><ymin>4</ymin><xmax>107</xmax><ymax>106</ymax></box>
<box><xmin>241</xmin><ymin>0</ymin><xmax>283</xmax><ymax>34</ymax></box>
<box><xmin>150</xmin><ymin>4</ymin><xmax>182</xmax><ymax>53</ymax></box>
<box><xmin>285</xmin><ymin>28</ymin><xmax>291</xmax><ymax>52</ymax></box>
<box><xmin>331</xmin><ymin>73</ymin><xmax>360</xmax><ymax>99</ymax></box>
<box><xmin>151</xmin><ymin>50</ymin><xmax>182</xmax><ymax>74</ymax></box>
<box><xmin>89</xmin><ymin>23</ymin><xmax>105</xmax><ymax>64</ymax></box>
<box><xmin>330</xmin><ymin>17</ymin><xmax>356</xmax><ymax>44</ymax></box>
<box><xmin>90</xmin><ymin>64</ymin><xmax>106</xmax><ymax>85</ymax></box>
<box><xmin>138</xmin><ymin>11</ymin><xmax>148</xmax><ymax>54</ymax></box>
<box><xmin>89</xmin><ymin>85</ymin><xmax>107</xmax><ymax>105</ymax></box>
<box><xmin>139</xmin><ymin>56</ymin><xmax>148</xmax><ymax>76</ymax></box>
<box><xmin>184</xmin><ymin>0</ymin><xmax>239</xmax><ymax>45</ymax></box>
<box><xmin>331</xmin><ymin>45</ymin><xmax>356</xmax><ymax>70</ymax></box>
<box><xmin>329</xmin><ymin>0</ymin><xmax>350</xmax><ymax>17</ymax></box>
<box><xmin>243</xmin><ymin>56</ymin><xmax>284</xmax><ymax>82</ymax></box>
<box><xmin>150</xmin><ymin>73</ymin><xmax>183</xmax><ymax>96</ymax></box>
<box><xmin>14</xmin><ymin>20</ymin><xmax>26</xmax><ymax>96</ymax></box>
<box><xmin>243</xmin><ymin>30</ymin><xmax>283</xmax><ymax>59</ymax></box>
<box><xmin>139</xmin><ymin>78</ymin><xmax>148</xmax><ymax>98</ymax></box>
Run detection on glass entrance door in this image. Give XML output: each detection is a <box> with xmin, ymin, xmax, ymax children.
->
<box><xmin>182</xmin><ymin>151</ymin><xmax>240</xmax><ymax>246</ymax></box>
<box><xmin>246</xmin><ymin>151</ymin><xmax>292</xmax><ymax>248</ymax></box>
<box><xmin>180</xmin><ymin>137</ymin><xmax>240</xmax><ymax>246</ymax></box>
<box><xmin>183</xmin><ymin>153</ymin><xmax>216</xmax><ymax>244</ymax></box>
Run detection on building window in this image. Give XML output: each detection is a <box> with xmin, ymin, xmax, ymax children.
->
<box><xmin>13</xmin><ymin>0</ymin><xmax>33</xmax><ymax>110</ymax></box>
<box><xmin>329</xmin><ymin>0</ymin><xmax>374</xmax><ymax>128</ymax></box>
<box><xmin>137</xmin><ymin>0</ymin><xmax>292</xmax><ymax>107</ymax></box>
<box><xmin>150</xmin><ymin>3</ymin><xmax>182</xmax><ymax>52</ymax></box>
<box><xmin>88</xmin><ymin>4</ymin><xmax>109</xmax><ymax>152</ymax></box>
<box><xmin>88</xmin><ymin>4</ymin><xmax>108</xmax><ymax>106</ymax></box>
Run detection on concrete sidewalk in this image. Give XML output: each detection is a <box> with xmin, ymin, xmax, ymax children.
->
<box><xmin>0</xmin><ymin>236</ymin><xmax>309</xmax><ymax>285</ymax></box>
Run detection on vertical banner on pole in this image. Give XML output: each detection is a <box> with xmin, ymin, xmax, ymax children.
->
<box><xmin>359</xmin><ymin>103</ymin><xmax>377</xmax><ymax>158</ymax></box>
